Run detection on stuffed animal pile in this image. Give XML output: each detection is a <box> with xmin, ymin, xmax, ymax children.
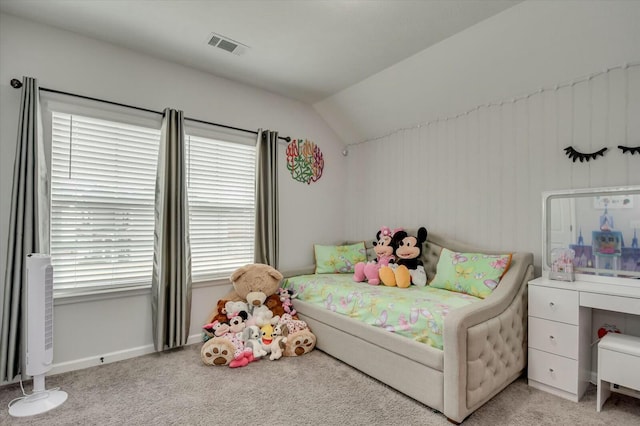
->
<box><xmin>201</xmin><ymin>263</ymin><xmax>316</xmax><ymax>368</ymax></box>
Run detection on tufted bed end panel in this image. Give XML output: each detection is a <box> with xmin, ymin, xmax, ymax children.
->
<box><xmin>466</xmin><ymin>275</ymin><xmax>528</xmax><ymax>407</ymax></box>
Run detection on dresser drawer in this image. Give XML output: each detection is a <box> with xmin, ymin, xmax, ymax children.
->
<box><xmin>529</xmin><ymin>285</ymin><xmax>579</xmax><ymax>324</ymax></box>
<box><xmin>529</xmin><ymin>317</ymin><xmax>579</xmax><ymax>359</ymax></box>
<box><xmin>528</xmin><ymin>348</ymin><xmax>578</xmax><ymax>394</ymax></box>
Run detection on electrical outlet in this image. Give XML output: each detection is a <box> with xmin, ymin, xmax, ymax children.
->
<box><xmin>610</xmin><ymin>383</ymin><xmax>640</xmax><ymax>400</ymax></box>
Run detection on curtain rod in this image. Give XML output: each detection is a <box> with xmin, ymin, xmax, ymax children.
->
<box><xmin>9</xmin><ymin>78</ymin><xmax>291</xmax><ymax>142</ymax></box>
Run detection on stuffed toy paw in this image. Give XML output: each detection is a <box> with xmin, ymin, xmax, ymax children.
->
<box><xmin>201</xmin><ymin>338</ymin><xmax>235</xmax><ymax>366</ymax></box>
<box><xmin>284</xmin><ymin>329</ymin><xmax>316</xmax><ymax>357</ymax></box>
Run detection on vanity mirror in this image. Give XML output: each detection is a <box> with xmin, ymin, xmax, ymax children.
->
<box><xmin>542</xmin><ymin>185</ymin><xmax>640</xmax><ymax>283</ymax></box>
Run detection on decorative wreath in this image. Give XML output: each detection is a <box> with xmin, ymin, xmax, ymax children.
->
<box><xmin>286</xmin><ymin>139</ymin><xmax>324</xmax><ymax>184</ymax></box>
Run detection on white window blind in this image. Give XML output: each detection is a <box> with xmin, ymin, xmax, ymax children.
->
<box><xmin>50</xmin><ymin>112</ymin><xmax>160</xmax><ymax>293</ymax></box>
<box><xmin>186</xmin><ymin>134</ymin><xmax>256</xmax><ymax>281</ymax></box>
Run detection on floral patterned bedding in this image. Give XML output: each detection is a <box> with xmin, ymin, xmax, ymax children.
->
<box><xmin>282</xmin><ymin>274</ymin><xmax>482</xmax><ymax>350</ymax></box>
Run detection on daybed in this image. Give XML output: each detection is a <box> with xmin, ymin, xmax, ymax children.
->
<box><xmin>282</xmin><ymin>232</ymin><xmax>534</xmax><ymax>423</ymax></box>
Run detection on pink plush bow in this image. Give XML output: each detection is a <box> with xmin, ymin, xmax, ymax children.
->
<box><xmin>380</xmin><ymin>226</ymin><xmax>403</xmax><ymax>237</ymax></box>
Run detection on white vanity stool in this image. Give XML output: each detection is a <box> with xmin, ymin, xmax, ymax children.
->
<box><xmin>597</xmin><ymin>333</ymin><xmax>640</xmax><ymax>412</ymax></box>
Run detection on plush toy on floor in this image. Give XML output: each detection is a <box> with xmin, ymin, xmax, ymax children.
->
<box><xmin>380</xmin><ymin>227</ymin><xmax>428</xmax><ymax>288</ymax></box>
<box><xmin>246</xmin><ymin>291</ymin><xmax>279</xmax><ymax>327</ymax></box>
<box><xmin>277</xmin><ymin>287</ymin><xmax>297</xmax><ymax>316</ymax></box>
<box><xmin>200</xmin><ymin>263</ymin><xmax>317</xmax><ymax>367</ymax></box>
<box><xmin>268</xmin><ymin>323</ymin><xmax>289</xmax><ymax>360</ymax></box>
<box><xmin>242</xmin><ymin>325</ymin><xmax>267</xmax><ymax>359</ymax></box>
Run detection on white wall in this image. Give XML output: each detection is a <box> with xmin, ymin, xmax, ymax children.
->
<box><xmin>341</xmin><ymin>66</ymin><xmax>640</xmax><ymax>266</ymax></box>
<box><xmin>316</xmin><ymin>0</ymin><xmax>640</xmax><ymax>374</ymax></box>
<box><xmin>320</xmin><ymin>0</ymin><xmax>640</xmax><ymax>261</ymax></box>
<box><xmin>314</xmin><ymin>1</ymin><xmax>640</xmax><ymax>144</ymax></box>
<box><xmin>0</xmin><ymin>13</ymin><xmax>346</xmax><ymax>377</ymax></box>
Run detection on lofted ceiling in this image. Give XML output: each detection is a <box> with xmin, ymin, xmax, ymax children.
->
<box><xmin>0</xmin><ymin>0</ymin><xmax>520</xmax><ymax>104</ymax></box>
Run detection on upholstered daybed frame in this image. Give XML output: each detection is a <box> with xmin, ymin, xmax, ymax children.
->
<box><xmin>283</xmin><ymin>232</ymin><xmax>534</xmax><ymax>423</ymax></box>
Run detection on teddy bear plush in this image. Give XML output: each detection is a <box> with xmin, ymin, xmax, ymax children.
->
<box><xmin>265</xmin><ymin>294</ymin><xmax>286</xmax><ymax>318</ymax></box>
<box><xmin>201</xmin><ymin>263</ymin><xmax>316</xmax><ymax>366</ymax></box>
<box><xmin>353</xmin><ymin>226</ymin><xmax>401</xmax><ymax>285</ymax></box>
<box><xmin>204</xmin><ymin>298</ymin><xmax>230</xmax><ymax>326</ymax></box>
<box><xmin>229</xmin><ymin>263</ymin><xmax>283</xmax><ymax>300</ymax></box>
<box><xmin>246</xmin><ymin>291</ymin><xmax>279</xmax><ymax>327</ymax></box>
<box><xmin>380</xmin><ymin>227</ymin><xmax>428</xmax><ymax>288</ymax></box>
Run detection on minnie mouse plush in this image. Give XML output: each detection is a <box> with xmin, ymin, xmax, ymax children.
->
<box><xmin>353</xmin><ymin>226</ymin><xmax>402</xmax><ymax>285</ymax></box>
<box><xmin>380</xmin><ymin>227</ymin><xmax>428</xmax><ymax>288</ymax></box>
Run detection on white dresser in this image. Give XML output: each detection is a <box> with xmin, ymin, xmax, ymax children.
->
<box><xmin>527</xmin><ymin>277</ymin><xmax>640</xmax><ymax>402</ymax></box>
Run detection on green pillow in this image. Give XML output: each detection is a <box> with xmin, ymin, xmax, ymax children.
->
<box><xmin>314</xmin><ymin>242</ymin><xmax>367</xmax><ymax>274</ymax></box>
<box><xmin>429</xmin><ymin>248</ymin><xmax>512</xmax><ymax>299</ymax></box>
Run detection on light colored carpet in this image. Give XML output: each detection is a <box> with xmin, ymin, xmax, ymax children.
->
<box><xmin>1</xmin><ymin>344</ymin><xmax>638</xmax><ymax>425</ymax></box>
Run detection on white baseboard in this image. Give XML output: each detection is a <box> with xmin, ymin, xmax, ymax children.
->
<box><xmin>187</xmin><ymin>334</ymin><xmax>204</xmax><ymax>346</ymax></box>
<box><xmin>49</xmin><ymin>344</ymin><xmax>157</xmax><ymax>376</ymax></box>
<box><xmin>50</xmin><ymin>333</ymin><xmax>203</xmax><ymax>376</ymax></box>
<box><xmin>0</xmin><ymin>334</ymin><xmax>204</xmax><ymax>387</ymax></box>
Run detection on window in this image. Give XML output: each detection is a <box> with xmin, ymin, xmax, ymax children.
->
<box><xmin>48</xmin><ymin>102</ymin><xmax>257</xmax><ymax>294</ymax></box>
<box><xmin>186</xmin><ymin>134</ymin><xmax>256</xmax><ymax>281</ymax></box>
<box><xmin>50</xmin><ymin>112</ymin><xmax>160</xmax><ymax>293</ymax></box>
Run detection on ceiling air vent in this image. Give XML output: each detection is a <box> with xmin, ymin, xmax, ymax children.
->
<box><xmin>207</xmin><ymin>32</ymin><xmax>249</xmax><ymax>56</ymax></box>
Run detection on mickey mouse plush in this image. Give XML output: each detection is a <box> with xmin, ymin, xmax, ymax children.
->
<box><xmin>379</xmin><ymin>227</ymin><xmax>428</xmax><ymax>288</ymax></box>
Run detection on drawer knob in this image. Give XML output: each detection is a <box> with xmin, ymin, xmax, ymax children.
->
<box><xmin>549</xmin><ymin>302</ymin><xmax>555</xmax><ymax>308</ymax></box>
<box><xmin>549</xmin><ymin>335</ymin><xmax>555</xmax><ymax>340</ymax></box>
<box><xmin>549</xmin><ymin>368</ymin><xmax>554</xmax><ymax>373</ymax></box>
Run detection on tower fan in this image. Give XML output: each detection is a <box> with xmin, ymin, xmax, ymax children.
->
<box><xmin>9</xmin><ymin>254</ymin><xmax>67</xmax><ymax>417</ymax></box>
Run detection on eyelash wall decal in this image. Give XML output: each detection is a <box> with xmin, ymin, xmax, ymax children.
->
<box><xmin>564</xmin><ymin>146</ymin><xmax>608</xmax><ymax>163</ymax></box>
<box><xmin>618</xmin><ymin>145</ymin><xmax>640</xmax><ymax>155</ymax></box>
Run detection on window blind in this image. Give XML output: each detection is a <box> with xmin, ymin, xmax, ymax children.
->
<box><xmin>50</xmin><ymin>112</ymin><xmax>160</xmax><ymax>292</ymax></box>
<box><xmin>50</xmin><ymin>111</ymin><xmax>256</xmax><ymax>293</ymax></box>
<box><xmin>186</xmin><ymin>134</ymin><xmax>256</xmax><ymax>281</ymax></box>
